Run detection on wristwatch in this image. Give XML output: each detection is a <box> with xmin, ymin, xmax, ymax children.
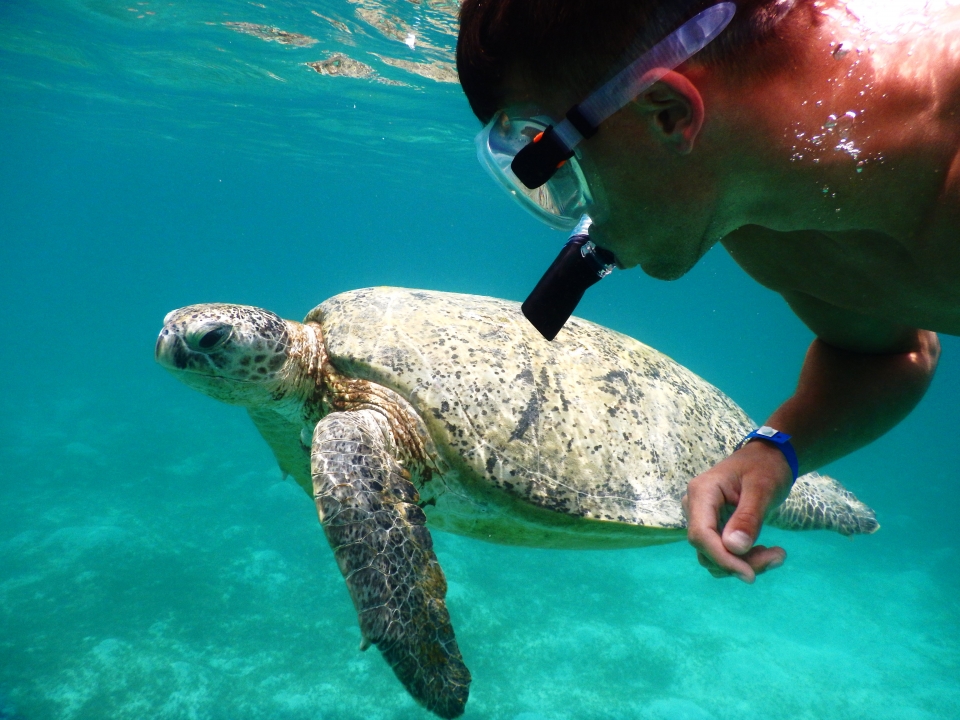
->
<box><xmin>735</xmin><ymin>425</ymin><xmax>799</xmax><ymax>483</ymax></box>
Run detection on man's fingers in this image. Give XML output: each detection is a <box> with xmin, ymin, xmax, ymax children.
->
<box><xmin>720</xmin><ymin>441</ymin><xmax>794</xmax><ymax>556</ymax></box>
<box><xmin>686</xmin><ymin>476</ymin><xmax>756</xmax><ymax>583</ymax></box>
<box><xmin>721</xmin><ymin>484</ymin><xmax>774</xmax><ymax>556</ymax></box>
<box><xmin>687</xmin><ymin>445</ymin><xmax>794</xmax><ymax>582</ymax></box>
<box><xmin>723</xmin><ymin>526</ymin><xmax>758</xmax><ymax>556</ymax></box>
<box><xmin>691</xmin><ymin>535</ymin><xmax>755</xmax><ymax>582</ymax></box>
<box><xmin>697</xmin><ymin>551</ymin><xmax>737</xmax><ymax>578</ymax></box>
<box><xmin>743</xmin><ymin>545</ymin><xmax>787</xmax><ymax>574</ymax></box>
<box><xmin>700</xmin><ymin>545</ymin><xmax>784</xmax><ymax>578</ymax></box>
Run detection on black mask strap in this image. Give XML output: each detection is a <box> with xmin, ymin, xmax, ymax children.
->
<box><xmin>510</xmin><ymin>107</ymin><xmax>599</xmax><ymax>190</ymax></box>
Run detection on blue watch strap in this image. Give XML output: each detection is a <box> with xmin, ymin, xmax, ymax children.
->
<box><xmin>737</xmin><ymin>426</ymin><xmax>799</xmax><ymax>483</ymax></box>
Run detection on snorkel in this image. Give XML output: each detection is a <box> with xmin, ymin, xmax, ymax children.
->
<box><xmin>522</xmin><ymin>216</ymin><xmax>616</xmax><ymax>341</ymax></box>
<box><xmin>480</xmin><ymin>3</ymin><xmax>737</xmax><ymax>339</ymax></box>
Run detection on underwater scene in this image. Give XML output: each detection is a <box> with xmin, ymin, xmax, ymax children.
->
<box><xmin>1</xmin><ymin>0</ymin><xmax>958</xmax><ymax>718</ymax></box>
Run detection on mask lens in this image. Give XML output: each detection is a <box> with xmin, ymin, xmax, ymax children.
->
<box><xmin>543</xmin><ymin>160</ymin><xmax>592</xmax><ymax>219</ymax></box>
<box><xmin>476</xmin><ymin>112</ymin><xmax>593</xmax><ymax>230</ymax></box>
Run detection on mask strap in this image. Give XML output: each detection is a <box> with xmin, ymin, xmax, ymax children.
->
<box><xmin>511</xmin><ymin>2</ymin><xmax>736</xmax><ymax>190</ymax></box>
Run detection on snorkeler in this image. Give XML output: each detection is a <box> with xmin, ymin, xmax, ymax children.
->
<box><xmin>456</xmin><ymin>0</ymin><xmax>958</xmax><ymax>582</ymax></box>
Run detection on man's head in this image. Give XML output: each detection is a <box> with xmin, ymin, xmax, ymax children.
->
<box><xmin>458</xmin><ymin>0</ymin><xmax>803</xmax><ymax>124</ymax></box>
<box><xmin>457</xmin><ymin>0</ymin><xmax>813</xmax><ymax>278</ymax></box>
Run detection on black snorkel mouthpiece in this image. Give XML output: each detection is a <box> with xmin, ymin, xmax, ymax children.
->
<box><xmin>521</xmin><ymin>218</ymin><xmax>616</xmax><ymax>341</ymax></box>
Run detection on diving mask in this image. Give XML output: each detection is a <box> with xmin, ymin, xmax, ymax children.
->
<box><xmin>475</xmin><ymin>113</ymin><xmax>595</xmax><ymax>231</ymax></box>
<box><xmin>474</xmin><ymin>2</ymin><xmax>736</xmax><ymax>230</ymax></box>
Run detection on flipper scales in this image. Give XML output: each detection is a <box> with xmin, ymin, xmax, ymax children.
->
<box><xmin>311</xmin><ymin>409</ymin><xmax>470</xmax><ymax>719</ymax></box>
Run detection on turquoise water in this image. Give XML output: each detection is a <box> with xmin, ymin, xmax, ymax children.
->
<box><xmin>1</xmin><ymin>1</ymin><xmax>958</xmax><ymax>718</ymax></box>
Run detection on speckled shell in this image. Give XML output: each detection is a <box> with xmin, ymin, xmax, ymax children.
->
<box><xmin>305</xmin><ymin>287</ymin><xmax>753</xmax><ymax>529</ymax></box>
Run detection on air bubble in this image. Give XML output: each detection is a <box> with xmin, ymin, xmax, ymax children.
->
<box><xmin>832</xmin><ymin>41</ymin><xmax>851</xmax><ymax>59</ymax></box>
<box><xmin>824</xmin><ymin>114</ymin><xmax>838</xmax><ymax>130</ymax></box>
<box><xmin>835</xmin><ymin>139</ymin><xmax>861</xmax><ymax>159</ymax></box>
<box><xmin>836</xmin><ymin>111</ymin><xmax>856</xmax><ymax>138</ymax></box>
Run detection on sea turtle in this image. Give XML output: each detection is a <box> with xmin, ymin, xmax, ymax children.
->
<box><xmin>155</xmin><ymin>287</ymin><xmax>878</xmax><ymax>718</ymax></box>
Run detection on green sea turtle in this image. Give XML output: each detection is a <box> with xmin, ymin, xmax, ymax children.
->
<box><xmin>155</xmin><ymin>287</ymin><xmax>878</xmax><ymax>718</ymax></box>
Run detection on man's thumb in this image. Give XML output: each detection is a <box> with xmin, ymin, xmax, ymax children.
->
<box><xmin>722</xmin><ymin>504</ymin><xmax>765</xmax><ymax>555</ymax></box>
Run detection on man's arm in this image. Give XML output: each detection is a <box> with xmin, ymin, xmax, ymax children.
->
<box><xmin>684</xmin><ymin>290</ymin><xmax>940</xmax><ymax>582</ymax></box>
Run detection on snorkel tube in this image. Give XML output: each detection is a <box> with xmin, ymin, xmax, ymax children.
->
<box><xmin>522</xmin><ymin>217</ymin><xmax>616</xmax><ymax>341</ymax></box>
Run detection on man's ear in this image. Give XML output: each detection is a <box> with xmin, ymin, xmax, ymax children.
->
<box><xmin>632</xmin><ymin>70</ymin><xmax>705</xmax><ymax>155</ymax></box>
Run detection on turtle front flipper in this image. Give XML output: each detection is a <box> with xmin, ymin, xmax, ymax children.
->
<box><xmin>311</xmin><ymin>409</ymin><xmax>470</xmax><ymax>719</ymax></box>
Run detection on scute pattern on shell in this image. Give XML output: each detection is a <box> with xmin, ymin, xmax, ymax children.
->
<box><xmin>307</xmin><ymin>288</ymin><xmax>754</xmax><ymax>528</ymax></box>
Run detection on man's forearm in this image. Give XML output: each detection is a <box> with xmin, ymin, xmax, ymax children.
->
<box><xmin>766</xmin><ymin>331</ymin><xmax>940</xmax><ymax>473</ymax></box>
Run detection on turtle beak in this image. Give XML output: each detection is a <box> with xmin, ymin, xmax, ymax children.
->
<box><xmin>155</xmin><ymin>327</ymin><xmax>188</xmax><ymax>370</ymax></box>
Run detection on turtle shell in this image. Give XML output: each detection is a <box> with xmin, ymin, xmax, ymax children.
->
<box><xmin>306</xmin><ymin>287</ymin><xmax>752</xmax><ymax>530</ymax></box>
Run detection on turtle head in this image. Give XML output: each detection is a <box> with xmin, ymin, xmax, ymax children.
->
<box><xmin>156</xmin><ymin>304</ymin><xmax>303</xmax><ymax>407</ymax></box>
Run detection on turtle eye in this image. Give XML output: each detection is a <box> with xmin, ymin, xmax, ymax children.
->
<box><xmin>188</xmin><ymin>324</ymin><xmax>232</xmax><ymax>352</ymax></box>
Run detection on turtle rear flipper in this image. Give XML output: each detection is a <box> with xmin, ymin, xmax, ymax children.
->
<box><xmin>770</xmin><ymin>471</ymin><xmax>880</xmax><ymax>535</ymax></box>
<box><xmin>311</xmin><ymin>409</ymin><xmax>471</xmax><ymax>719</ymax></box>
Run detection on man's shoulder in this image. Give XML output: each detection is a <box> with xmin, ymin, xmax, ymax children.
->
<box><xmin>721</xmin><ymin>227</ymin><xmax>925</xmax><ymax>350</ymax></box>
<box><xmin>720</xmin><ymin>224</ymin><xmax>925</xmax><ymax>302</ymax></box>
<box><xmin>719</xmin><ymin>225</ymin><xmax>817</xmax><ymax>293</ymax></box>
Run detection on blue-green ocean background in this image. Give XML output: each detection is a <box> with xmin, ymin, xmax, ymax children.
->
<box><xmin>1</xmin><ymin>1</ymin><xmax>958</xmax><ymax>718</ymax></box>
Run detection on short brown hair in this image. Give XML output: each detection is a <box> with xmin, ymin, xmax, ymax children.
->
<box><xmin>457</xmin><ymin>0</ymin><xmax>808</xmax><ymax>123</ymax></box>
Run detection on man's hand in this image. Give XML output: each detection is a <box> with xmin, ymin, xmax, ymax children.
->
<box><xmin>683</xmin><ymin>439</ymin><xmax>795</xmax><ymax>583</ymax></box>
<box><xmin>680</xmin><ymin>283</ymin><xmax>938</xmax><ymax>583</ymax></box>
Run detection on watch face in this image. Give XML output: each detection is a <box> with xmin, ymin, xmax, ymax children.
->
<box><xmin>735</xmin><ymin>427</ymin><xmax>790</xmax><ymax>452</ymax></box>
